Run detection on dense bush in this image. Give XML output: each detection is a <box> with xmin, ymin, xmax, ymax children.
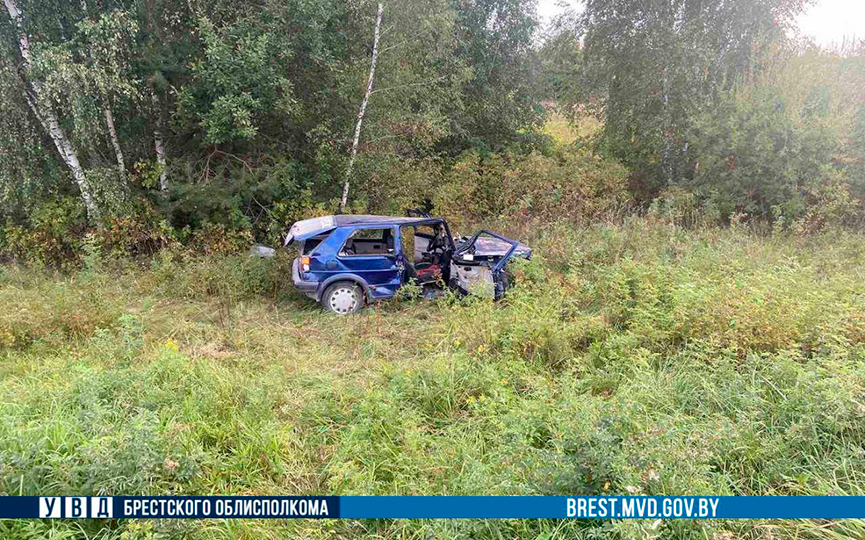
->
<box><xmin>434</xmin><ymin>148</ymin><xmax>631</xmax><ymax>230</ymax></box>
<box><xmin>0</xmin><ymin>137</ymin><xmax>636</xmax><ymax>267</ymax></box>
<box><xmin>360</xmin><ymin>145</ymin><xmax>631</xmax><ymax>232</ymax></box>
<box><xmin>1</xmin><ymin>197</ymin><xmax>87</xmax><ymax>268</ymax></box>
<box><xmin>685</xmin><ymin>54</ymin><xmax>861</xmax><ymax>224</ymax></box>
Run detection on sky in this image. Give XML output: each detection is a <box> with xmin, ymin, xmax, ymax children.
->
<box><xmin>536</xmin><ymin>0</ymin><xmax>863</xmax><ymax>47</ymax></box>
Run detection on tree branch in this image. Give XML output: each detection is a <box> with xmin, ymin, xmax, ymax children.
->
<box><xmin>370</xmin><ymin>76</ymin><xmax>447</xmax><ymax>96</ymax></box>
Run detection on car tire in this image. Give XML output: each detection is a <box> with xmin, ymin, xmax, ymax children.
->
<box><xmin>322</xmin><ymin>281</ymin><xmax>365</xmax><ymax>315</ymax></box>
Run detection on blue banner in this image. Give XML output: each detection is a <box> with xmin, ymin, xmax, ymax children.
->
<box><xmin>2</xmin><ymin>496</ymin><xmax>865</xmax><ymax>519</ymax></box>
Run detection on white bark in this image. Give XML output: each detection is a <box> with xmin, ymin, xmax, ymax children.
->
<box><xmin>104</xmin><ymin>107</ymin><xmax>126</xmax><ymax>178</ymax></box>
<box><xmin>661</xmin><ymin>64</ymin><xmax>673</xmax><ymax>186</ymax></box>
<box><xmin>340</xmin><ymin>2</ymin><xmax>383</xmax><ymax>213</ymax></box>
<box><xmin>151</xmin><ymin>90</ymin><xmax>168</xmax><ymax>191</ymax></box>
<box><xmin>83</xmin><ymin>0</ymin><xmax>125</xmax><ymax>182</ymax></box>
<box><xmin>4</xmin><ymin>0</ymin><xmax>99</xmax><ymax>222</ymax></box>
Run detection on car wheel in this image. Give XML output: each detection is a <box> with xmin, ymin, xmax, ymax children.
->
<box><xmin>322</xmin><ymin>281</ymin><xmax>365</xmax><ymax>314</ymax></box>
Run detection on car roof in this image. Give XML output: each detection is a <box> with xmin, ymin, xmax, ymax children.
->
<box><xmin>331</xmin><ymin>214</ymin><xmax>441</xmax><ymax>227</ymax></box>
<box><xmin>285</xmin><ymin>215</ymin><xmax>443</xmax><ymax>245</ymax></box>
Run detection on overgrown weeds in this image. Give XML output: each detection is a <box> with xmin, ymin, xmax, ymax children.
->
<box><xmin>1</xmin><ymin>218</ymin><xmax>864</xmax><ymax>539</ymax></box>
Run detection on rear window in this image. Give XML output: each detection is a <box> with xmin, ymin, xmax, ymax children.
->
<box><xmin>301</xmin><ymin>233</ymin><xmax>330</xmax><ymax>255</ymax></box>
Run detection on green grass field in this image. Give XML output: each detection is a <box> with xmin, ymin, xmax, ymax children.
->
<box><xmin>2</xmin><ymin>217</ymin><xmax>865</xmax><ymax>539</ymax></box>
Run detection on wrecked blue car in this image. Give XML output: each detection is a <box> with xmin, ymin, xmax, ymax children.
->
<box><xmin>284</xmin><ymin>214</ymin><xmax>531</xmax><ymax>314</ymax></box>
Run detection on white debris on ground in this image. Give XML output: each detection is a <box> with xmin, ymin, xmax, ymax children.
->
<box><xmin>249</xmin><ymin>245</ymin><xmax>276</xmax><ymax>258</ymax></box>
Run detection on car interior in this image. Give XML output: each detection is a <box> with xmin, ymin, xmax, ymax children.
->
<box><xmin>400</xmin><ymin>224</ymin><xmax>449</xmax><ymax>284</ymax></box>
<box><xmin>301</xmin><ymin>233</ymin><xmax>331</xmax><ymax>255</ymax></box>
<box><xmin>337</xmin><ymin>223</ymin><xmax>451</xmax><ymax>285</ymax></box>
<box><xmin>339</xmin><ymin>227</ymin><xmax>394</xmax><ymax>256</ymax></box>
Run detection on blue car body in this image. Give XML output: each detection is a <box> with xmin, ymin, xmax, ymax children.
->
<box><xmin>285</xmin><ymin>214</ymin><xmax>531</xmax><ymax>309</ymax></box>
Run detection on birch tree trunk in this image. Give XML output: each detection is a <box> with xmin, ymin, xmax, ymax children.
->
<box><xmin>340</xmin><ymin>2</ymin><xmax>383</xmax><ymax>213</ymax></box>
<box><xmin>662</xmin><ymin>64</ymin><xmax>673</xmax><ymax>187</ymax></box>
<box><xmin>82</xmin><ymin>0</ymin><xmax>125</xmax><ymax>181</ymax></box>
<box><xmin>152</xmin><ymin>90</ymin><xmax>168</xmax><ymax>191</ymax></box>
<box><xmin>3</xmin><ymin>0</ymin><xmax>100</xmax><ymax>222</ymax></box>
<box><xmin>104</xmin><ymin>107</ymin><xmax>126</xmax><ymax>178</ymax></box>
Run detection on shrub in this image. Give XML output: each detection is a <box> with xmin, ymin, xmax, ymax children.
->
<box><xmin>1</xmin><ymin>197</ymin><xmax>86</xmax><ymax>268</ymax></box>
<box><xmin>95</xmin><ymin>200</ymin><xmax>179</xmax><ymax>258</ymax></box>
<box><xmin>684</xmin><ymin>53</ymin><xmax>862</xmax><ymax>225</ymax></box>
<box><xmin>186</xmin><ymin>222</ymin><xmax>253</xmax><ymax>256</ymax></box>
<box><xmin>434</xmin><ymin>148</ymin><xmax>630</xmax><ymax>231</ymax></box>
<box><xmin>166</xmin><ymin>157</ymin><xmax>313</xmax><ymax>247</ymax></box>
<box><xmin>356</xmin><ymin>156</ymin><xmax>445</xmax><ymax>216</ymax></box>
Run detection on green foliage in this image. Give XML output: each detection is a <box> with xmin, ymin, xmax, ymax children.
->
<box><xmin>0</xmin><ymin>268</ymin><xmax>120</xmax><ymax>349</ymax></box>
<box><xmin>343</xmin><ymin>137</ymin><xmax>631</xmax><ymax>231</ymax></box>
<box><xmin>355</xmin><ymin>155</ymin><xmax>446</xmax><ymax>216</ymax></box>
<box><xmin>1</xmin><ymin>0</ymin><xmax>549</xmax><ymax>235</ymax></box>
<box><xmin>538</xmin><ymin>15</ymin><xmax>583</xmax><ymax>105</ymax></box>
<box><xmin>185</xmin><ymin>223</ymin><xmax>253</xmax><ymax>256</ymax></box>
<box><xmin>433</xmin><ymin>147</ymin><xmax>631</xmax><ymax>230</ymax></box>
<box><xmin>166</xmin><ymin>156</ymin><xmax>313</xmax><ymax>246</ymax></box>
<box><xmin>563</xmin><ymin>0</ymin><xmax>816</xmax><ymax>196</ymax></box>
<box><xmin>95</xmin><ymin>200</ymin><xmax>179</xmax><ymax>258</ymax></box>
<box><xmin>0</xmin><ymin>55</ymin><xmax>66</xmax><ymax>223</ymax></box>
<box><xmin>686</xmin><ymin>63</ymin><xmax>852</xmax><ymax>221</ymax></box>
<box><xmin>178</xmin><ymin>15</ymin><xmax>294</xmax><ymax>145</ymax></box>
<box><xmin>448</xmin><ymin>0</ymin><xmax>545</xmax><ymax>151</ymax></box>
<box><xmin>539</xmin><ymin>2</ymin><xmax>865</xmax><ymax>225</ymax></box>
<box><xmin>393</xmin><ymin>280</ymin><xmax>423</xmax><ymax>303</ymax></box>
<box><xmin>4</xmin><ymin>0</ymin><xmax>858</xmax><ymax>248</ymax></box>
<box><xmin>1</xmin><ymin>197</ymin><xmax>87</xmax><ymax>268</ymax></box>
<box><xmin>146</xmin><ymin>249</ymin><xmax>295</xmax><ymax>303</ymax></box>
<box><xmin>351</xmin><ymin>0</ymin><xmax>472</xmax><ymax>154</ymax></box>
<box><xmin>666</xmin><ymin>46</ymin><xmax>865</xmax><ymax>227</ymax></box>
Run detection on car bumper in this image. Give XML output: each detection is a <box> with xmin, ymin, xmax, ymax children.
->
<box><xmin>292</xmin><ymin>258</ymin><xmax>319</xmax><ymax>300</ymax></box>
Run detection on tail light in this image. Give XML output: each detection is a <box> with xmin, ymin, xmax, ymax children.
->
<box><xmin>301</xmin><ymin>257</ymin><xmax>311</xmax><ymax>272</ymax></box>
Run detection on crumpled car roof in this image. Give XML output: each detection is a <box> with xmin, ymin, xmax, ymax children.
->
<box><xmin>285</xmin><ymin>215</ymin><xmax>442</xmax><ymax>245</ymax></box>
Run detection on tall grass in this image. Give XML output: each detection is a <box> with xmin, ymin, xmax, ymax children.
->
<box><xmin>1</xmin><ymin>219</ymin><xmax>864</xmax><ymax>539</ymax></box>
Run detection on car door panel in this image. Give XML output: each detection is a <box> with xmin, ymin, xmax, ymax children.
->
<box><xmin>331</xmin><ymin>226</ymin><xmax>402</xmax><ymax>299</ymax></box>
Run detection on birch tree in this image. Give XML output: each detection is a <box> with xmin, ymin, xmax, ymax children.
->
<box><xmin>80</xmin><ymin>0</ymin><xmax>124</xmax><ymax>179</ymax></box>
<box><xmin>571</xmin><ymin>0</ymin><xmax>815</xmax><ymax>196</ymax></box>
<box><xmin>0</xmin><ymin>0</ymin><xmax>554</xmax><ymax>240</ymax></box>
<box><xmin>152</xmin><ymin>90</ymin><xmax>168</xmax><ymax>191</ymax></box>
<box><xmin>3</xmin><ymin>0</ymin><xmax>100</xmax><ymax>221</ymax></box>
<box><xmin>81</xmin><ymin>0</ymin><xmax>129</xmax><ymax>180</ymax></box>
<box><xmin>336</xmin><ymin>0</ymin><xmax>473</xmax><ymax>211</ymax></box>
<box><xmin>340</xmin><ymin>2</ymin><xmax>383</xmax><ymax>212</ymax></box>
